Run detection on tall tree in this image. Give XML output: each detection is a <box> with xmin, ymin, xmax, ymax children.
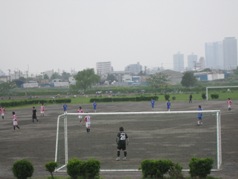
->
<box><xmin>13</xmin><ymin>77</ymin><xmax>26</xmax><ymax>88</ymax></box>
<box><xmin>146</xmin><ymin>72</ymin><xmax>169</xmax><ymax>90</ymax></box>
<box><xmin>181</xmin><ymin>71</ymin><xmax>197</xmax><ymax>88</ymax></box>
<box><xmin>74</xmin><ymin>69</ymin><xmax>100</xmax><ymax>92</ymax></box>
<box><xmin>50</xmin><ymin>72</ymin><xmax>61</xmax><ymax>80</ymax></box>
<box><xmin>0</xmin><ymin>82</ymin><xmax>16</xmax><ymax>96</ymax></box>
<box><xmin>106</xmin><ymin>74</ymin><xmax>117</xmax><ymax>84</ymax></box>
<box><xmin>43</xmin><ymin>74</ymin><xmax>49</xmax><ymax>80</ymax></box>
<box><xmin>62</xmin><ymin>72</ymin><xmax>71</xmax><ymax>81</ymax></box>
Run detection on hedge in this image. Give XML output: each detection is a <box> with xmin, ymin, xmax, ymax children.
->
<box><xmin>0</xmin><ymin>98</ymin><xmax>71</xmax><ymax>107</ymax></box>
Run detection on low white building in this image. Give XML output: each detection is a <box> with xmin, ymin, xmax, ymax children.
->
<box><xmin>194</xmin><ymin>72</ymin><xmax>225</xmax><ymax>81</ymax></box>
<box><xmin>51</xmin><ymin>79</ymin><xmax>69</xmax><ymax>87</ymax></box>
<box><xmin>22</xmin><ymin>81</ymin><xmax>39</xmax><ymax>88</ymax></box>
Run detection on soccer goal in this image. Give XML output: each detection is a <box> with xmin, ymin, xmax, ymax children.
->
<box><xmin>206</xmin><ymin>86</ymin><xmax>238</xmax><ymax>100</ymax></box>
<box><xmin>54</xmin><ymin>110</ymin><xmax>222</xmax><ymax>172</ymax></box>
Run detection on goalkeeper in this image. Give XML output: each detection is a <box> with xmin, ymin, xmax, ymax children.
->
<box><xmin>116</xmin><ymin>127</ymin><xmax>129</xmax><ymax>161</ymax></box>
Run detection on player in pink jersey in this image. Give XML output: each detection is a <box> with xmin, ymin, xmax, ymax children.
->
<box><xmin>12</xmin><ymin>111</ymin><xmax>20</xmax><ymax>130</ymax></box>
<box><xmin>83</xmin><ymin>114</ymin><xmax>91</xmax><ymax>133</ymax></box>
<box><xmin>40</xmin><ymin>103</ymin><xmax>45</xmax><ymax>116</ymax></box>
<box><xmin>227</xmin><ymin>98</ymin><xmax>232</xmax><ymax>111</ymax></box>
<box><xmin>77</xmin><ymin>106</ymin><xmax>84</xmax><ymax>121</ymax></box>
<box><xmin>0</xmin><ymin>107</ymin><xmax>6</xmax><ymax>119</ymax></box>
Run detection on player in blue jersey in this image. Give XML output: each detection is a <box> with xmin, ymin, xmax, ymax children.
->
<box><xmin>63</xmin><ymin>104</ymin><xmax>68</xmax><ymax>114</ymax></box>
<box><xmin>197</xmin><ymin>105</ymin><xmax>203</xmax><ymax>125</ymax></box>
<box><xmin>92</xmin><ymin>101</ymin><xmax>97</xmax><ymax>112</ymax></box>
<box><xmin>167</xmin><ymin>100</ymin><xmax>171</xmax><ymax>111</ymax></box>
<box><xmin>151</xmin><ymin>99</ymin><xmax>155</xmax><ymax>109</ymax></box>
<box><xmin>116</xmin><ymin>127</ymin><xmax>129</xmax><ymax>161</ymax></box>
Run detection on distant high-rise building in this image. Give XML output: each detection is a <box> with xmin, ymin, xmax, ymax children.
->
<box><xmin>223</xmin><ymin>37</ymin><xmax>237</xmax><ymax>70</ymax></box>
<box><xmin>173</xmin><ymin>52</ymin><xmax>184</xmax><ymax>72</ymax></box>
<box><xmin>187</xmin><ymin>53</ymin><xmax>198</xmax><ymax>70</ymax></box>
<box><xmin>205</xmin><ymin>42</ymin><xmax>223</xmax><ymax>69</ymax></box>
<box><xmin>125</xmin><ymin>62</ymin><xmax>142</xmax><ymax>74</ymax></box>
<box><xmin>198</xmin><ymin>57</ymin><xmax>205</xmax><ymax>70</ymax></box>
<box><xmin>96</xmin><ymin>61</ymin><xmax>113</xmax><ymax>76</ymax></box>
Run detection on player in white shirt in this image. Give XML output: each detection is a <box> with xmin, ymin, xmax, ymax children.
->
<box><xmin>83</xmin><ymin>114</ymin><xmax>91</xmax><ymax>133</ymax></box>
<box><xmin>12</xmin><ymin>111</ymin><xmax>20</xmax><ymax>130</ymax></box>
<box><xmin>40</xmin><ymin>104</ymin><xmax>45</xmax><ymax>116</ymax></box>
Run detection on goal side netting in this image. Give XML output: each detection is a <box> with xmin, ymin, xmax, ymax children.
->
<box><xmin>54</xmin><ymin>110</ymin><xmax>222</xmax><ymax>172</ymax></box>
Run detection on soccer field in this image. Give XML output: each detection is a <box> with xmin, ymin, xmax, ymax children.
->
<box><xmin>0</xmin><ymin>100</ymin><xmax>238</xmax><ymax>178</ymax></box>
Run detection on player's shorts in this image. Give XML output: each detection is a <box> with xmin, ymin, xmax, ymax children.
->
<box><xmin>117</xmin><ymin>141</ymin><xmax>126</xmax><ymax>150</ymax></box>
<box><xmin>86</xmin><ymin>122</ymin><xmax>91</xmax><ymax>128</ymax></box>
<box><xmin>40</xmin><ymin>111</ymin><xmax>44</xmax><ymax>114</ymax></box>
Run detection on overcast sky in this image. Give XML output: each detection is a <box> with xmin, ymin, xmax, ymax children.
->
<box><xmin>1</xmin><ymin>0</ymin><xmax>238</xmax><ymax>75</ymax></box>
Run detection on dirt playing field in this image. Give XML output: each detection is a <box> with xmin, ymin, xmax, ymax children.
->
<box><xmin>0</xmin><ymin>99</ymin><xmax>237</xmax><ymax>179</ymax></box>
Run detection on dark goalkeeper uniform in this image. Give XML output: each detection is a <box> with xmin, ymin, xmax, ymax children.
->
<box><xmin>117</xmin><ymin>131</ymin><xmax>128</xmax><ymax>150</ymax></box>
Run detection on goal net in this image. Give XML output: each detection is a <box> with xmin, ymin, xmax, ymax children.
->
<box><xmin>55</xmin><ymin>110</ymin><xmax>221</xmax><ymax>172</ymax></box>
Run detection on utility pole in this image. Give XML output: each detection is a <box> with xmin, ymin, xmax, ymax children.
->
<box><xmin>8</xmin><ymin>69</ymin><xmax>11</xmax><ymax>82</ymax></box>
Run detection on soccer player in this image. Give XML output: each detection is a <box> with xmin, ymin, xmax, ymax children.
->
<box><xmin>167</xmin><ymin>100</ymin><xmax>171</xmax><ymax>111</ymax></box>
<box><xmin>189</xmin><ymin>94</ymin><xmax>193</xmax><ymax>103</ymax></box>
<box><xmin>77</xmin><ymin>106</ymin><xmax>84</xmax><ymax>121</ymax></box>
<box><xmin>0</xmin><ymin>106</ymin><xmax>6</xmax><ymax>119</ymax></box>
<box><xmin>92</xmin><ymin>101</ymin><xmax>97</xmax><ymax>112</ymax></box>
<box><xmin>227</xmin><ymin>98</ymin><xmax>232</xmax><ymax>111</ymax></box>
<box><xmin>63</xmin><ymin>103</ymin><xmax>68</xmax><ymax>114</ymax></box>
<box><xmin>12</xmin><ymin>111</ymin><xmax>20</xmax><ymax>130</ymax></box>
<box><xmin>151</xmin><ymin>99</ymin><xmax>155</xmax><ymax>109</ymax></box>
<box><xmin>40</xmin><ymin>103</ymin><xmax>45</xmax><ymax>116</ymax></box>
<box><xmin>83</xmin><ymin>113</ymin><xmax>91</xmax><ymax>133</ymax></box>
<box><xmin>116</xmin><ymin>127</ymin><xmax>129</xmax><ymax>161</ymax></box>
<box><xmin>32</xmin><ymin>106</ymin><xmax>38</xmax><ymax>122</ymax></box>
<box><xmin>197</xmin><ymin>105</ymin><xmax>203</xmax><ymax>126</ymax></box>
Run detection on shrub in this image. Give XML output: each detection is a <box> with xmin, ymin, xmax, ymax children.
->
<box><xmin>210</xmin><ymin>94</ymin><xmax>219</xmax><ymax>99</ymax></box>
<box><xmin>140</xmin><ymin>159</ymin><xmax>173</xmax><ymax>178</ymax></box>
<box><xmin>67</xmin><ymin>158</ymin><xmax>84</xmax><ymax>179</ymax></box>
<box><xmin>155</xmin><ymin>160</ymin><xmax>173</xmax><ymax>178</ymax></box>
<box><xmin>12</xmin><ymin>159</ymin><xmax>34</xmax><ymax>179</ymax></box>
<box><xmin>83</xmin><ymin>159</ymin><xmax>100</xmax><ymax>179</ymax></box>
<box><xmin>168</xmin><ymin>163</ymin><xmax>184</xmax><ymax>179</ymax></box>
<box><xmin>67</xmin><ymin>158</ymin><xmax>101</xmax><ymax>179</ymax></box>
<box><xmin>45</xmin><ymin>161</ymin><xmax>58</xmax><ymax>179</ymax></box>
<box><xmin>140</xmin><ymin>159</ymin><xmax>157</xmax><ymax>178</ymax></box>
<box><xmin>164</xmin><ymin>94</ymin><xmax>170</xmax><ymax>100</ymax></box>
<box><xmin>172</xmin><ymin>96</ymin><xmax>176</xmax><ymax>100</ymax></box>
<box><xmin>201</xmin><ymin>93</ymin><xmax>206</xmax><ymax>100</ymax></box>
<box><xmin>189</xmin><ymin>157</ymin><xmax>213</xmax><ymax>178</ymax></box>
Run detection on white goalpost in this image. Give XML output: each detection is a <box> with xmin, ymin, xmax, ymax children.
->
<box><xmin>206</xmin><ymin>86</ymin><xmax>238</xmax><ymax>100</ymax></box>
<box><xmin>54</xmin><ymin>110</ymin><xmax>222</xmax><ymax>172</ymax></box>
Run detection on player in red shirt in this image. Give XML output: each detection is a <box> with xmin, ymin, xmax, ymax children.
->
<box><xmin>227</xmin><ymin>98</ymin><xmax>232</xmax><ymax>111</ymax></box>
<box><xmin>77</xmin><ymin>106</ymin><xmax>84</xmax><ymax>121</ymax></box>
